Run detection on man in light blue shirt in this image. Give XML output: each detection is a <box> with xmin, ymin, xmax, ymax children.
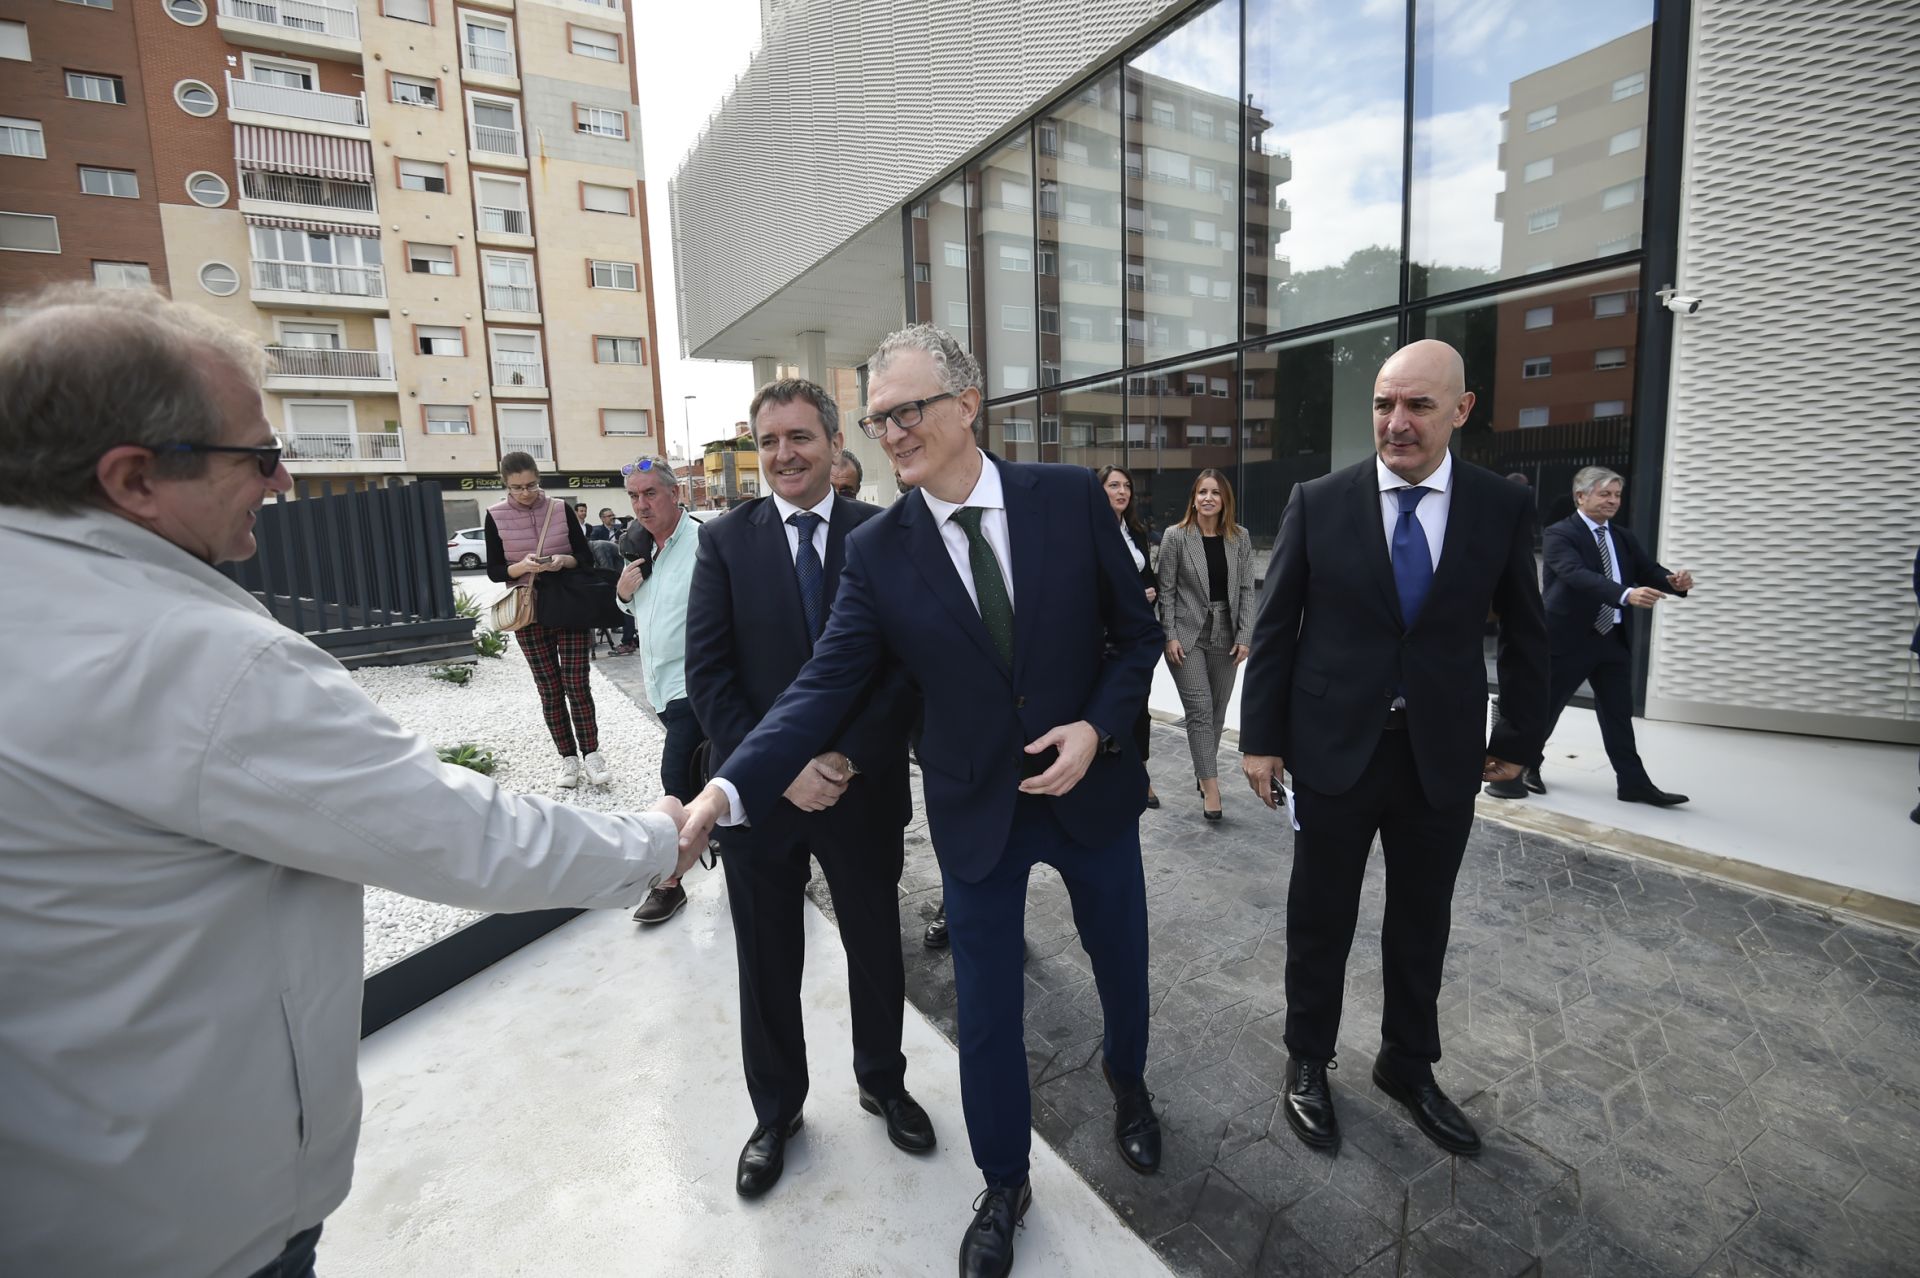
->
<box><xmin>616</xmin><ymin>456</ymin><xmax>705</xmax><ymax>923</ymax></box>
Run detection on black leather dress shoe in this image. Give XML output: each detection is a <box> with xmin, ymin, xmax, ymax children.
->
<box><xmin>736</xmin><ymin>1114</ymin><xmax>802</xmax><ymax>1199</ymax></box>
<box><xmin>1484</xmin><ymin>776</ymin><xmax>1527</xmax><ymax>799</ymax></box>
<box><xmin>1102</xmin><ymin>1061</ymin><xmax>1161</xmax><ymax>1174</ymax></box>
<box><xmin>1523</xmin><ymin>766</ymin><xmax>1546</xmax><ymax>794</ymax></box>
<box><xmin>924</xmin><ymin>906</ymin><xmax>949</xmax><ymax>950</ymax></box>
<box><xmin>1282</xmin><ymin>1056</ymin><xmax>1339</xmax><ymax>1150</ymax></box>
<box><xmin>959</xmin><ymin>1180</ymin><xmax>1032</xmax><ymax>1278</ymax></box>
<box><xmin>1619</xmin><ymin>785</ymin><xmax>1689</xmax><ymax>807</ymax></box>
<box><xmin>1371</xmin><ymin>1056</ymin><xmax>1481</xmax><ymax>1156</ymax></box>
<box><xmin>860</xmin><ymin>1088</ymin><xmax>937</xmax><ymax>1153</ymax></box>
<box><xmin>633</xmin><ymin>883</ymin><xmax>687</xmax><ymax>925</ymax></box>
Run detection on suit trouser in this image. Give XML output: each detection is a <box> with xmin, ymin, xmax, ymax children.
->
<box><xmin>721</xmin><ymin>824</ymin><xmax>908</xmax><ymax>1126</ymax></box>
<box><xmin>1169</xmin><ymin>606</ymin><xmax>1239</xmax><ymax>780</ymax></box>
<box><xmin>1283</xmin><ymin>727</ymin><xmax>1475</xmax><ymax>1080</ymax></box>
<box><xmin>942</xmin><ymin>797</ymin><xmax>1150</xmax><ymax>1188</ymax></box>
<box><xmin>1545</xmin><ymin>628</ymin><xmax>1652</xmax><ymax>791</ymax></box>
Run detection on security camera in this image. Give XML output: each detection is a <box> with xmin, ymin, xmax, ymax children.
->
<box><xmin>1657</xmin><ymin>288</ymin><xmax>1704</xmax><ymax>315</ymax></box>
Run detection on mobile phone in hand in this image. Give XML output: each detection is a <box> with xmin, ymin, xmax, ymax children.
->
<box><xmin>532</xmin><ymin>554</ymin><xmax>554</xmax><ymax>564</ymax></box>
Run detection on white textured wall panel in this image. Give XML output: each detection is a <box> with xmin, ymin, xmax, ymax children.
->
<box><xmin>669</xmin><ymin>0</ymin><xmax>1189</xmax><ymax>356</ymax></box>
<box><xmin>1648</xmin><ymin>0</ymin><xmax>1920</xmax><ymax>735</ymax></box>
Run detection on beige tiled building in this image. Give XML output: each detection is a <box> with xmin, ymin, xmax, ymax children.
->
<box><xmin>0</xmin><ymin>0</ymin><xmax>665</xmax><ymax>530</ymax></box>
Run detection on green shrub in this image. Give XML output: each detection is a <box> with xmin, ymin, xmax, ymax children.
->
<box><xmin>474</xmin><ymin>629</ymin><xmax>508</xmax><ymax>659</ymax></box>
<box><xmin>429</xmin><ymin>664</ymin><xmax>473</xmax><ymax>686</ymax></box>
<box><xmin>452</xmin><ymin>589</ymin><xmax>482</xmax><ymax>620</ymax></box>
<box><xmin>437</xmin><ymin>743</ymin><xmax>496</xmax><ymax>775</ymax></box>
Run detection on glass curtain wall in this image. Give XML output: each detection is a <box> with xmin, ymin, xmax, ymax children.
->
<box><xmin>907</xmin><ymin>0</ymin><xmax>1661</xmax><ymax>541</ymax></box>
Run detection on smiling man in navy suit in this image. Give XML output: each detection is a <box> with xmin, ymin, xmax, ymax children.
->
<box><xmin>684</xmin><ymin>378</ymin><xmax>931</xmax><ymax>1201</ymax></box>
<box><xmin>676</xmin><ymin>325</ymin><xmax>1164</xmax><ymax>1278</ymax></box>
<box><xmin>1241</xmin><ymin>340</ymin><xmax>1549</xmax><ymax>1160</ymax></box>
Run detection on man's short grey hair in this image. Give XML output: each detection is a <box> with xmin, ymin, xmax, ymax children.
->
<box><xmin>749</xmin><ymin>377</ymin><xmax>840</xmax><ymax>439</ymax></box>
<box><xmin>0</xmin><ymin>284</ymin><xmax>267</xmax><ymax>513</ymax></box>
<box><xmin>1572</xmin><ymin>466</ymin><xmax>1625</xmax><ymax>497</ymax></box>
<box><xmin>835</xmin><ymin>449</ymin><xmax>863</xmax><ymax>482</ymax></box>
<box><xmin>868</xmin><ymin>324</ymin><xmax>984</xmax><ymax>401</ymax></box>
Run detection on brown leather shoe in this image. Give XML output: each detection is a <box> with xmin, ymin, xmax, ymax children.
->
<box><xmin>632</xmin><ymin>883</ymin><xmax>687</xmax><ymax>925</ymax></box>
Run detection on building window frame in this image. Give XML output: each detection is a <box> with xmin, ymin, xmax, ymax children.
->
<box><xmin>567</xmin><ymin>22</ymin><xmax>622</xmax><ymax>63</ymax></box>
<box><xmin>0</xmin><ymin>117</ymin><xmax>45</xmax><ymax>159</ymax></box>
<box><xmin>389</xmin><ymin>72</ymin><xmax>442</xmax><ymax>109</ymax></box>
<box><xmin>198</xmin><ymin>260</ymin><xmax>240</xmax><ymax>295</ymax></box>
<box><xmin>0</xmin><ymin>211</ymin><xmax>61</xmax><ymax>254</ymax></box>
<box><xmin>423</xmin><ymin>404</ymin><xmax>473</xmax><ymax>434</ymax></box>
<box><xmin>65</xmin><ymin>70</ymin><xmax>127</xmax><ymax>104</ymax></box>
<box><xmin>413</xmin><ymin>323</ymin><xmax>467</xmax><ymax>357</ymax></box>
<box><xmin>396</xmin><ymin>157</ymin><xmax>449</xmax><ymax>192</ymax></box>
<box><xmin>588</xmin><ymin>258</ymin><xmax>636</xmax><ymax>290</ymax></box>
<box><xmin>593</xmin><ymin>335</ymin><xmax>646</xmax><ymax>365</ymax></box>
<box><xmin>600</xmin><ymin>408</ymin><xmax>651</xmax><ymax>437</ymax></box>
<box><xmin>173</xmin><ymin>79</ymin><xmax>218</xmax><ymax>116</ymax></box>
<box><xmin>573</xmin><ymin>104</ymin><xmax>627</xmax><ymax>139</ymax></box>
<box><xmin>78</xmin><ymin>165</ymin><xmax>139</xmax><ymax>198</ymax></box>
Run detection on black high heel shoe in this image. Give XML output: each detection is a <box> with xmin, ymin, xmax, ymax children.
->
<box><xmin>1199</xmin><ymin>781</ymin><xmax>1222</xmax><ymax>821</ymax></box>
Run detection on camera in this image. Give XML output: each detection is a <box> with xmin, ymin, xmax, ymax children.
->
<box><xmin>1657</xmin><ymin>288</ymin><xmax>1704</xmax><ymax>315</ymax></box>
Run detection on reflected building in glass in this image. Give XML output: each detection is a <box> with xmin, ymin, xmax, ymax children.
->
<box><xmin>672</xmin><ymin>0</ymin><xmax>1920</xmax><ymax>743</ymax></box>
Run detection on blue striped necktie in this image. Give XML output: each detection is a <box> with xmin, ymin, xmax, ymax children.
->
<box><xmin>1391</xmin><ymin>486</ymin><xmax>1433</xmax><ymax>627</ymax></box>
<box><xmin>788</xmin><ymin>511</ymin><xmax>824</xmax><ymax>640</ymax></box>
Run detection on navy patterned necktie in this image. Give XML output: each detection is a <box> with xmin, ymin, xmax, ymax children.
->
<box><xmin>788</xmin><ymin>510</ymin><xmax>824</xmax><ymax>641</ymax></box>
<box><xmin>1391</xmin><ymin>486</ymin><xmax>1433</xmax><ymax>627</ymax></box>
<box><xmin>1593</xmin><ymin>525</ymin><xmax>1616</xmax><ymax>636</ymax></box>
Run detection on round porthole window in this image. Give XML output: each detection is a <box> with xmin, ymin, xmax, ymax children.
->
<box><xmin>199</xmin><ymin>262</ymin><xmax>240</xmax><ymax>296</ymax></box>
<box><xmin>175</xmin><ymin>79</ymin><xmax>218</xmax><ymax>118</ymax></box>
<box><xmin>185</xmin><ymin>171</ymin><xmax>229</xmax><ymax>207</ymax></box>
<box><xmin>165</xmin><ymin>0</ymin><xmax>208</xmax><ymax>24</ymax></box>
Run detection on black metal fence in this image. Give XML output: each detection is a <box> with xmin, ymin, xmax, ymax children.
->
<box><xmin>1458</xmin><ymin>416</ymin><xmax>1635</xmax><ymax>526</ymax></box>
<box><xmin>220</xmin><ymin>478</ymin><xmax>475</xmax><ymax>664</ymax></box>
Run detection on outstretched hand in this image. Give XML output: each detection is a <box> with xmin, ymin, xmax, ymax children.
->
<box><xmin>674</xmin><ymin>784</ymin><xmax>730</xmax><ymax>877</ymax></box>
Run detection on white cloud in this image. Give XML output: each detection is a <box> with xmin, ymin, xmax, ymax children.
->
<box><xmin>1410</xmin><ymin>105</ymin><xmax>1504</xmax><ymax>270</ymax></box>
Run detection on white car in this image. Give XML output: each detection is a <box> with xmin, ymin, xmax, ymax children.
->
<box><xmin>447</xmin><ymin>526</ymin><xmax>486</xmax><ymax>569</ymax></box>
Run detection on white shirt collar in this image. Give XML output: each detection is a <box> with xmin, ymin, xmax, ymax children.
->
<box><xmin>1375</xmin><ymin>450</ymin><xmax>1453</xmax><ymax>495</ymax></box>
<box><xmin>919</xmin><ymin>450</ymin><xmax>1005</xmax><ymax>526</ymax></box>
<box><xmin>1578</xmin><ymin>510</ymin><xmax>1609</xmax><ymax>534</ymax></box>
<box><xmin>770</xmin><ymin>488</ymin><xmax>835</xmax><ymax>528</ymax></box>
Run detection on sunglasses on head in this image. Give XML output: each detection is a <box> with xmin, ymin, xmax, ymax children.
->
<box><xmin>621</xmin><ymin>457</ymin><xmax>664</xmax><ymax>477</ymax></box>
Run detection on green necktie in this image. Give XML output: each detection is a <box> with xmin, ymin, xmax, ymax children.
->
<box><xmin>951</xmin><ymin>506</ymin><xmax>1014</xmax><ymax>668</ymax></box>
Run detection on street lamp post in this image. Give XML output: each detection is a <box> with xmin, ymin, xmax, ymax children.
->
<box><xmin>681</xmin><ymin>395</ymin><xmax>697</xmax><ymax>506</ymax></box>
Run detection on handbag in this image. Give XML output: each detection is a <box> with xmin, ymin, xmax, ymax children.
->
<box><xmin>488</xmin><ymin>499</ymin><xmax>558</xmax><ymax>633</ymax></box>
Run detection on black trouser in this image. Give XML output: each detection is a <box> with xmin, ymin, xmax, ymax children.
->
<box><xmin>1283</xmin><ymin>727</ymin><xmax>1475</xmax><ymax>1081</ymax></box>
<box><xmin>245</xmin><ymin>1224</ymin><xmax>321</xmax><ymax>1278</ymax></box>
<box><xmin>1545</xmin><ymin>627</ymin><xmax>1652</xmax><ymax>792</ymax></box>
<box><xmin>657</xmin><ymin>696</ymin><xmax>701</xmax><ymax>802</ymax></box>
<box><xmin>721</xmin><ymin>825</ymin><xmax>909</xmax><ymax>1126</ymax></box>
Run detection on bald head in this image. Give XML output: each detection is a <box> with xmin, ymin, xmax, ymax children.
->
<box><xmin>1372</xmin><ymin>339</ymin><xmax>1474</xmax><ymax>484</ymax></box>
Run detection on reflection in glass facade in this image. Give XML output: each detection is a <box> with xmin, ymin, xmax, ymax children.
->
<box><xmin>909</xmin><ymin>0</ymin><xmax>1663</xmax><ymax>550</ymax></box>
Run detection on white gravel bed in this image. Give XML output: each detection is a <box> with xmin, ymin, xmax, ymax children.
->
<box><xmin>352</xmin><ymin>636</ymin><xmax>665</xmax><ymax>974</ymax></box>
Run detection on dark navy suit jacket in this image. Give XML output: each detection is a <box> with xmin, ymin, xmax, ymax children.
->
<box><xmin>684</xmin><ymin>493</ymin><xmax>915</xmax><ymax>855</ymax></box>
<box><xmin>1540</xmin><ymin>514</ymin><xmax>1683</xmax><ymax>653</ymax></box>
<box><xmin>716</xmin><ymin>455</ymin><xmax>1164</xmax><ymax>884</ymax></box>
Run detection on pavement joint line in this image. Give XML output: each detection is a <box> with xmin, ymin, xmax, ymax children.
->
<box><xmin>1473</xmin><ymin>798</ymin><xmax>1920</xmax><ymax>935</ymax></box>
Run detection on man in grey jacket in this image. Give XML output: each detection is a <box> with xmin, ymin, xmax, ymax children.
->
<box><xmin>0</xmin><ymin>286</ymin><xmax>685</xmax><ymax>1278</ymax></box>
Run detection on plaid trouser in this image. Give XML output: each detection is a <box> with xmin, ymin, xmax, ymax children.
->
<box><xmin>517</xmin><ymin>622</ymin><xmax>598</xmax><ymax>757</ymax></box>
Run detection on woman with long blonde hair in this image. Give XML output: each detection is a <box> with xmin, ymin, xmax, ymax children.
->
<box><xmin>1156</xmin><ymin>469</ymin><xmax>1254</xmax><ymax>820</ymax></box>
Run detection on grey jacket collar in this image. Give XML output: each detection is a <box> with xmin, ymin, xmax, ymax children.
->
<box><xmin>0</xmin><ymin>503</ymin><xmax>272</xmax><ymax>618</ymax></box>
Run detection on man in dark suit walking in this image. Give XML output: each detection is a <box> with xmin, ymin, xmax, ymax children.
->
<box><xmin>1493</xmin><ymin>467</ymin><xmax>1693</xmax><ymax>805</ymax></box>
<box><xmin>684</xmin><ymin>378</ymin><xmax>934</xmax><ymax>1200</ymax></box>
<box><xmin>1241</xmin><ymin>339</ymin><xmax>1548</xmax><ymax>1159</ymax></box>
<box><xmin>676</xmin><ymin>325</ymin><xmax>1164</xmax><ymax>1278</ymax></box>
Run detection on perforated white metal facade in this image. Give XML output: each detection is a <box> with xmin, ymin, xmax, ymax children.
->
<box><xmin>1646</xmin><ymin>0</ymin><xmax>1920</xmax><ymax>739</ymax></box>
<box><xmin>669</xmin><ymin>0</ymin><xmax>1188</xmax><ymax>359</ymax></box>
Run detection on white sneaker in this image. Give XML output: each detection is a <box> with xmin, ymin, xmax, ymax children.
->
<box><xmin>582</xmin><ymin>750</ymin><xmax>613</xmax><ymax>786</ymax></box>
<box><xmin>557</xmin><ymin>755</ymin><xmax>583</xmax><ymax>789</ymax></box>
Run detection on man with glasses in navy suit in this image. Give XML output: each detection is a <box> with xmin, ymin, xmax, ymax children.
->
<box><xmin>675</xmin><ymin>325</ymin><xmax>1164</xmax><ymax>1278</ymax></box>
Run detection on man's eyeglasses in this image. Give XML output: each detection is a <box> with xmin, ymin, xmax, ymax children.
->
<box><xmin>621</xmin><ymin>457</ymin><xmax>664</xmax><ymax>477</ymax></box>
<box><xmin>156</xmin><ymin>442</ymin><xmax>283</xmax><ymax>478</ymax></box>
<box><xmin>856</xmin><ymin>392</ymin><xmax>956</xmax><ymax>440</ymax></box>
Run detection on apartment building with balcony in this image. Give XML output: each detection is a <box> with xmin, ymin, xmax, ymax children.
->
<box><xmin>0</xmin><ymin>0</ymin><xmax>664</xmax><ymax>531</ymax></box>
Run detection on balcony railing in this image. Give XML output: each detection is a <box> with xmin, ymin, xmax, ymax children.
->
<box><xmin>492</xmin><ymin>353</ymin><xmax>546</xmax><ymax>387</ymax></box>
<box><xmin>502</xmin><ymin>435</ymin><xmax>551</xmax><ymax>461</ymax></box>
<box><xmin>266</xmin><ymin>346</ymin><xmax>394</xmax><ymax>380</ymax></box>
<box><xmin>471</xmin><ymin>123</ymin><xmax>523</xmax><ymax>156</ymax></box>
<box><xmin>240</xmin><ymin>168</ymin><xmax>375</xmax><ymax>211</ymax></box>
<box><xmin>227</xmin><ymin>73</ymin><xmax>367</xmax><ymax>127</ymax></box>
<box><xmin>218</xmin><ymin>0</ymin><xmax>359</xmax><ymax>39</ymax></box>
<box><xmin>277</xmin><ymin>430</ymin><xmax>405</xmax><ymax>462</ymax></box>
<box><xmin>252</xmin><ymin>259</ymin><xmax>385</xmax><ymax>297</ymax></box>
<box><xmin>485</xmin><ymin>283</ymin><xmax>535</xmax><ymax>311</ymax></box>
<box><xmin>464</xmin><ymin>43</ymin><xmax>515</xmax><ymax>76</ymax></box>
<box><xmin>479</xmin><ymin>206</ymin><xmax>528</xmax><ymax>235</ymax></box>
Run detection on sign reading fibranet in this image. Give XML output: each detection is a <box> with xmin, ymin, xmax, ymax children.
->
<box><xmin>421</xmin><ymin>473</ymin><xmax>625</xmax><ymax>492</ymax></box>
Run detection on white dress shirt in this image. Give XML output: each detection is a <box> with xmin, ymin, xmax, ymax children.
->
<box><xmin>1117</xmin><ymin>515</ymin><xmax>1146</xmax><ymax>574</ymax></box>
<box><xmin>1376</xmin><ymin>451</ymin><xmax>1452</xmax><ymax>571</ymax></box>
<box><xmin>770</xmin><ymin>489</ymin><xmax>835</xmax><ymax>566</ymax></box>
<box><xmin>1579</xmin><ymin>510</ymin><xmax>1632</xmax><ymax>623</ymax></box>
<box><xmin>917</xmin><ymin>450</ymin><xmax>1016</xmax><ymax>613</ymax></box>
